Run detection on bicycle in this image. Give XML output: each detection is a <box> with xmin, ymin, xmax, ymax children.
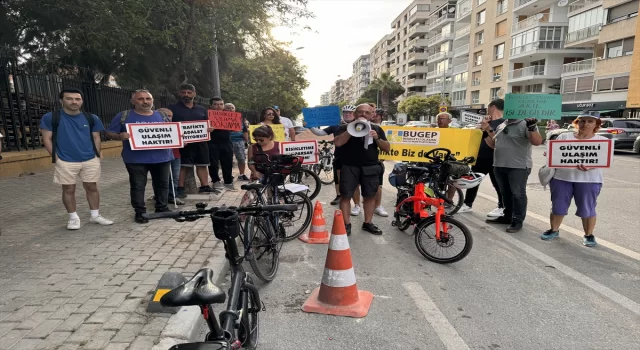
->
<box><xmin>242</xmin><ymin>153</ymin><xmax>312</xmax><ymax>243</ymax></box>
<box><xmin>143</xmin><ymin>203</ymin><xmax>298</xmax><ymax>349</ymax></box>
<box><xmin>286</xmin><ymin>165</ymin><xmax>321</xmax><ymax>200</ymax></box>
<box><xmin>311</xmin><ymin>140</ymin><xmax>335</xmax><ymax>185</ymax></box>
<box><xmin>389</xmin><ymin>163</ymin><xmax>473</xmax><ymax>264</ymax></box>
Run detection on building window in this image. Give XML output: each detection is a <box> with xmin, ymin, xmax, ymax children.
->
<box><xmin>473</xmin><ymin>51</ymin><xmax>483</xmax><ymax>66</ymax></box>
<box><xmin>525</xmin><ymin>84</ymin><xmax>542</xmax><ymax>93</ymax></box>
<box><xmin>496</xmin><ymin>0</ymin><xmax>508</xmax><ymax>15</ymax></box>
<box><xmin>490</xmin><ymin>87</ymin><xmax>500</xmax><ymax>100</ymax></box>
<box><xmin>471</xmin><ymin>90</ymin><xmax>480</xmax><ymax>103</ymax></box>
<box><xmin>477</xmin><ymin>10</ymin><xmax>486</xmax><ymax>26</ymax></box>
<box><xmin>607</xmin><ymin>0</ymin><xmax>639</xmax><ymax>24</ymax></box>
<box><xmin>472</xmin><ymin>71</ymin><xmax>481</xmax><ymax>85</ymax></box>
<box><xmin>478</xmin><ymin>0</ymin><xmax>487</xmax><ymax>5</ymax></box>
<box><xmin>613</xmin><ymin>76</ymin><xmax>630</xmax><ymax>90</ymax></box>
<box><xmin>492</xmin><ymin>66</ymin><xmax>503</xmax><ymax>81</ymax></box>
<box><xmin>539</xmin><ymin>27</ymin><xmax>563</xmax><ymax>49</ymax></box>
<box><xmin>606</xmin><ymin>38</ymin><xmax>635</xmax><ymax>58</ymax></box>
<box><xmin>452</xmin><ymin>91</ymin><xmax>466</xmax><ymax>105</ymax></box>
<box><xmin>494</xmin><ymin>43</ymin><xmax>505</xmax><ymax>60</ymax></box>
<box><xmin>495</xmin><ymin>20</ymin><xmax>507</xmax><ymax>37</ymax></box>
<box><xmin>475</xmin><ymin>31</ymin><xmax>484</xmax><ymax>46</ymax></box>
<box><xmin>568</xmin><ymin>7</ymin><xmax>603</xmax><ymax>33</ymax></box>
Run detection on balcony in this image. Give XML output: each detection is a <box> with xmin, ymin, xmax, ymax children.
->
<box><xmin>471</xmin><ymin>97</ymin><xmax>480</xmax><ymax>103</ymax></box>
<box><xmin>453</xmin><ymin>63</ymin><xmax>469</xmax><ymax>74</ymax></box>
<box><xmin>509</xmin><ymin>40</ymin><xmax>591</xmax><ymax>59</ymax></box>
<box><xmin>425</xmin><ymin>82</ymin><xmax>451</xmax><ymax>94</ymax></box>
<box><xmin>409</xmin><ymin>37</ymin><xmax>430</xmax><ymax>49</ymax></box>
<box><xmin>453</xmin><ymin>44</ymin><xmax>469</xmax><ymax>58</ymax></box>
<box><xmin>562</xmin><ymin>91</ymin><xmax>592</xmax><ymax>102</ymax></box>
<box><xmin>507</xmin><ymin>65</ymin><xmax>562</xmax><ymax>82</ymax></box>
<box><xmin>452</xmin><ymin>99</ymin><xmax>466</xmax><ymax>106</ymax></box>
<box><xmin>561</xmin><ymin>58</ymin><xmax>596</xmax><ymax>77</ymax></box>
<box><xmin>565</xmin><ymin>24</ymin><xmax>601</xmax><ymax>47</ymax></box>
<box><xmin>427</xmin><ymin>68</ymin><xmax>451</xmax><ymax>80</ymax></box>
<box><xmin>514</xmin><ymin>0</ymin><xmax>556</xmax><ymax>15</ymax></box>
<box><xmin>408</xmin><ymin>65</ymin><xmax>429</xmax><ymax>74</ymax></box>
<box><xmin>427</xmin><ymin>51</ymin><xmax>452</xmax><ymax>63</ymax></box>
<box><xmin>456</xmin><ymin>0</ymin><xmax>472</xmax><ymax>21</ymax></box>
<box><xmin>471</xmin><ymin>79</ymin><xmax>481</xmax><ymax>86</ymax></box>
<box><xmin>406</xmin><ymin>78</ymin><xmax>429</xmax><ymax>87</ymax></box>
<box><xmin>409</xmin><ymin>10</ymin><xmax>432</xmax><ymax>25</ymax></box>
<box><xmin>452</xmin><ymin>80</ymin><xmax>468</xmax><ymax>91</ymax></box>
<box><xmin>596</xmin><ymin>55</ymin><xmax>633</xmax><ymax>77</ymax></box>
<box><xmin>455</xmin><ymin>24</ymin><xmax>471</xmax><ymax>39</ymax></box>
<box><xmin>430</xmin><ymin>31</ymin><xmax>454</xmax><ymax>46</ymax></box>
<box><xmin>408</xmin><ymin>51</ymin><xmax>429</xmax><ymax>63</ymax></box>
<box><xmin>429</xmin><ymin>14</ymin><xmax>455</xmax><ymax>31</ymax></box>
<box><xmin>496</xmin><ymin>1</ymin><xmax>508</xmax><ymax>16</ymax></box>
<box><xmin>512</xmin><ymin>13</ymin><xmax>551</xmax><ymax>33</ymax></box>
<box><xmin>568</xmin><ymin>0</ymin><xmax>602</xmax><ymax>16</ymax></box>
<box><xmin>408</xmin><ymin>24</ymin><xmax>430</xmax><ymax>38</ymax></box>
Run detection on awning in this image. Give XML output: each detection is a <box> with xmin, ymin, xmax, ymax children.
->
<box><xmin>562</xmin><ymin>109</ymin><xmax>617</xmax><ymax>116</ymax></box>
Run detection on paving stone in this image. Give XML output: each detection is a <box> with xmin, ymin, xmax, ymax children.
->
<box><xmin>103</xmin><ymin>343</ymin><xmax>131</xmax><ymax>350</ymax></box>
<box><xmin>3</xmin><ymin>306</ymin><xmax>39</xmax><ymax>322</ymax></box>
<box><xmin>48</xmin><ymin>304</ymin><xmax>80</xmax><ymax>320</ymax></box>
<box><xmin>140</xmin><ymin>316</ymin><xmax>169</xmax><ymax>336</ymax></box>
<box><xmin>37</xmin><ymin>331</ymin><xmax>71</xmax><ymax>349</ymax></box>
<box><xmin>102</xmin><ymin>293</ymin><xmax>129</xmax><ymax>308</ymax></box>
<box><xmin>66</xmin><ymin>323</ymin><xmax>100</xmax><ymax>343</ymax></box>
<box><xmin>116</xmin><ymin>298</ymin><xmax>143</xmax><ymax>313</ymax></box>
<box><xmin>83</xmin><ymin>330</ymin><xmax>116</xmax><ymax>349</ymax></box>
<box><xmin>129</xmin><ymin>335</ymin><xmax>157</xmax><ymax>350</ymax></box>
<box><xmin>55</xmin><ymin>314</ymin><xmax>89</xmax><ymax>332</ymax></box>
<box><xmin>9</xmin><ymin>338</ymin><xmax>43</xmax><ymax>349</ymax></box>
<box><xmin>85</xmin><ymin>308</ymin><xmax>115</xmax><ymax>324</ymax></box>
<box><xmin>75</xmin><ymin>298</ymin><xmax>106</xmax><ymax>314</ymax></box>
<box><xmin>15</xmin><ymin>311</ymin><xmax>51</xmax><ymax>330</ymax></box>
<box><xmin>111</xmin><ymin>323</ymin><xmax>143</xmax><ymax>343</ymax></box>
<box><xmin>0</xmin><ymin>329</ymin><xmax>28</xmax><ymax>349</ymax></box>
<box><xmin>102</xmin><ymin>313</ymin><xmax>129</xmax><ymax>330</ymax></box>
<box><xmin>0</xmin><ymin>322</ymin><xmax>18</xmax><ymax>337</ymax></box>
<box><xmin>26</xmin><ymin>319</ymin><xmax>63</xmax><ymax>339</ymax></box>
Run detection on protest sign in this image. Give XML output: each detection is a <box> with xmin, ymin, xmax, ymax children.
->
<box><xmin>302</xmin><ymin>106</ymin><xmax>341</xmax><ymax>127</ymax></box>
<box><xmin>379</xmin><ymin>127</ymin><xmax>482</xmax><ymax>163</ymax></box>
<box><xmin>128</xmin><ymin>122</ymin><xmax>183</xmax><ymax>150</ymax></box>
<box><xmin>208</xmin><ymin>110</ymin><xmax>242</xmax><ymax>131</ymax></box>
<box><xmin>249</xmin><ymin>124</ymin><xmax>286</xmax><ymax>142</ymax></box>
<box><xmin>460</xmin><ymin>111</ymin><xmax>484</xmax><ymax>124</ymax></box>
<box><xmin>547</xmin><ymin>139</ymin><xmax>613</xmax><ymax>168</ymax></box>
<box><xmin>504</xmin><ymin>93</ymin><xmax>562</xmax><ymax>120</ymax></box>
<box><xmin>180</xmin><ymin>121</ymin><xmax>210</xmax><ymax>143</ymax></box>
<box><xmin>280</xmin><ymin>141</ymin><xmax>319</xmax><ymax>164</ymax></box>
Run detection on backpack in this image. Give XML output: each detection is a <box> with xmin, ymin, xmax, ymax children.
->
<box><xmin>118</xmin><ymin>109</ymin><xmax>171</xmax><ymax>128</ymax></box>
<box><xmin>51</xmin><ymin>110</ymin><xmax>100</xmax><ymax>163</ymax></box>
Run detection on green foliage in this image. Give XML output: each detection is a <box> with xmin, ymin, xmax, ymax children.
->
<box><xmin>368</xmin><ymin>73</ymin><xmax>405</xmax><ymax>111</ymax></box>
<box><xmin>355</xmin><ymin>97</ymin><xmax>376</xmax><ymax>105</ymax></box>
<box><xmin>398</xmin><ymin>96</ymin><xmax>431</xmax><ymax>120</ymax></box>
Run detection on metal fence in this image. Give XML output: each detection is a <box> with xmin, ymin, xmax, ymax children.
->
<box><xmin>1</xmin><ymin>56</ymin><xmax>243</xmax><ymax>152</ymax></box>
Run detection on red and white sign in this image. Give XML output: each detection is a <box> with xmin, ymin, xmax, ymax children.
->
<box><xmin>547</xmin><ymin>139</ymin><xmax>613</xmax><ymax>168</ymax></box>
<box><xmin>127</xmin><ymin>122</ymin><xmax>183</xmax><ymax>150</ymax></box>
<box><xmin>180</xmin><ymin>121</ymin><xmax>210</xmax><ymax>143</ymax></box>
<box><xmin>280</xmin><ymin>141</ymin><xmax>318</xmax><ymax>164</ymax></box>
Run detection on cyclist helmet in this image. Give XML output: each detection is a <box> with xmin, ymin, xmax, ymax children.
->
<box><xmin>450</xmin><ymin>172</ymin><xmax>486</xmax><ymax>190</ymax></box>
<box><xmin>389</xmin><ymin>163</ymin><xmax>408</xmax><ymax>187</ymax></box>
<box><xmin>375</xmin><ymin>108</ymin><xmax>385</xmax><ymax>116</ymax></box>
<box><xmin>342</xmin><ymin>105</ymin><xmax>356</xmax><ymax>112</ymax></box>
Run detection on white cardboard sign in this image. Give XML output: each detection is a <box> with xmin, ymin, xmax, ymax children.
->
<box><xmin>547</xmin><ymin>139</ymin><xmax>613</xmax><ymax>168</ymax></box>
<box><xmin>460</xmin><ymin>111</ymin><xmax>484</xmax><ymax>124</ymax></box>
<box><xmin>127</xmin><ymin>122</ymin><xmax>183</xmax><ymax>150</ymax></box>
<box><xmin>180</xmin><ymin>121</ymin><xmax>210</xmax><ymax>143</ymax></box>
<box><xmin>280</xmin><ymin>141</ymin><xmax>318</xmax><ymax>164</ymax></box>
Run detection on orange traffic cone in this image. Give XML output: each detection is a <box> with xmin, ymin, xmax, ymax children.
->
<box><xmin>299</xmin><ymin>201</ymin><xmax>330</xmax><ymax>244</ymax></box>
<box><xmin>301</xmin><ymin>210</ymin><xmax>373</xmax><ymax>318</ymax></box>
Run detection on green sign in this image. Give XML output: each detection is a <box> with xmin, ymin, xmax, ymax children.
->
<box><xmin>504</xmin><ymin>93</ymin><xmax>562</xmax><ymax>120</ymax></box>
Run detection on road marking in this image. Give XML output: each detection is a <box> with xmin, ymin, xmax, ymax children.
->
<box><xmin>371</xmin><ymin>235</ymin><xmax>387</xmax><ymax>245</ymax></box>
<box><xmin>476</xmin><ymin>192</ymin><xmax>640</xmax><ymax>262</ymax></box>
<box><xmin>476</xmin><ymin>222</ymin><xmax>640</xmax><ymax>317</ymax></box>
<box><xmin>403</xmin><ymin>282</ymin><xmax>470</xmax><ymax>350</ymax></box>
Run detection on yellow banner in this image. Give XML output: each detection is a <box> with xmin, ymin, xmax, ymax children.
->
<box><xmin>378</xmin><ymin>127</ymin><xmax>482</xmax><ymax>162</ymax></box>
<box><xmin>249</xmin><ymin>124</ymin><xmax>286</xmax><ymax>142</ymax></box>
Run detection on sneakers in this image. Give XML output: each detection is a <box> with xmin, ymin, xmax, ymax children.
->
<box><xmin>237</xmin><ymin>174</ymin><xmax>250</xmax><ymax>181</ymax></box>
<box><xmin>224</xmin><ymin>183</ymin><xmax>238</xmax><ymax>192</ymax></box>
<box><xmin>374</xmin><ymin>206</ymin><xmax>389</xmax><ymax>217</ymax></box>
<box><xmin>168</xmin><ymin>198</ymin><xmax>185</xmax><ymax>205</ymax></box>
<box><xmin>90</xmin><ymin>215</ymin><xmax>114</xmax><ymax>226</ymax></box>
<box><xmin>350</xmin><ymin>205</ymin><xmax>361</xmax><ymax>216</ymax></box>
<box><xmin>486</xmin><ymin>216</ymin><xmax>511</xmax><ymax>224</ymax></box>
<box><xmin>506</xmin><ymin>222</ymin><xmax>523</xmax><ymax>233</ymax></box>
<box><xmin>362</xmin><ymin>222</ymin><xmax>382</xmax><ymax>235</ymax></box>
<box><xmin>199</xmin><ymin>186</ymin><xmax>216</xmax><ymax>193</ymax></box>
<box><xmin>67</xmin><ymin>218</ymin><xmax>81</xmax><ymax>230</ymax></box>
<box><xmin>345</xmin><ymin>223</ymin><xmax>352</xmax><ymax>236</ymax></box>
<box><xmin>458</xmin><ymin>204</ymin><xmax>473</xmax><ymax>213</ymax></box>
<box><xmin>583</xmin><ymin>235</ymin><xmax>597</xmax><ymax>247</ymax></box>
<box><xmin>212</xmin><ymin>182</ymin><xmax>224</xmax><ymax>190</ymax></box>
<box><xmin>330</xmin><ymin>196</ymin><xmax>341</xmax><ymax>206</ymax></box>
<box><xmin>135</xmin><ymin>213</ymin><xmax>149</xmax><ymax>224</ymax></box>
<box><xmin>487</xmin><ymin>207</ymin><xmax>504</xmax><ymax>218</ymax></box>
<box><xmin>541</xmin><ymin>230</ymin><xmax>559</xmax><ymax>240</ymax></box>
<box><xmin>176</xmin><ymin>187</ymin><xmax>187</xmax><ymax>199</ymax></box>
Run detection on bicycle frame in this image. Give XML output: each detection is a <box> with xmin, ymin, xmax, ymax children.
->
<box><xmin>394</xmin><ymin>182</ymin><xmax>449</xmax><ymax>241</ymax></box>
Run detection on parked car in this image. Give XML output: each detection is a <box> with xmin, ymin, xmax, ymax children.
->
<box><xmin>381</xmin><ymin>121</ymin><xmax>397</xmax><ymax>126</ymax></box>
<box><xmin>293</xmin><ymin>126</ymin><xmax>308</xmax><ymax>135</ymax></box>
<box><xmin>546</xmin><ymin>118</ymin><xmax>640</xmax><ymax>150</ymax></box>
<box><xmin>633</xmin><ymin>135</ymin><xmax>640</xmax><ymax>154</ymax></box>
<box><xmin>404</xmin><ymin>121</ymin><xmax>431</xmax><ymax>127</ymax></box>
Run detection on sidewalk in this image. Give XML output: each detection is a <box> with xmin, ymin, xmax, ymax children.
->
<box><xmin>0</xmin><ymin>157</ymin><xmax>245</xmax><ymax>349</ymax></box>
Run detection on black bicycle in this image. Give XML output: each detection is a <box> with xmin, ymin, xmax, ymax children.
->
<box><xmin>311</xmin><ymin>140</ymin><xmax>335</xmax><ymax>185</ymax></box>
<box><xmin>143</xmin><ymin>203</ymin><xmax>297</xmax><ymax>350</ymax></box>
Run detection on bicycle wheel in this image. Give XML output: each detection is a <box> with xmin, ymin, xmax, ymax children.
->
<box><xmin>393</xmin><ymin>190</ymin><xmax>413</xmax><ymax>232</ymax></box>
<box><xmin>430</xmin><ymin>183</ymin><xmax>463</xmax><ymax>215</ymax></box>
<box><xmin>287</xmin><ymin>168</ymin><xmax>321</xmax><ymax>200</ymax></box>
<box><xmin>245</xmin><ymin>216</ymin><xmax>281</xmax><ymax>282</ymax></box>
<box><xmin>278</xmin><ymin>191</ymin><xmax>312</xmax><ymax>241</ymax></box>
<box><xmin>317</xmin><ymin>156</ymin><xmax>335</xmax><ymax>185</ymax></box>
<box><xmin>237</xmin><ymin>277</ymin><xmax>259</xmax><ymax>349</ymax></box>
<box><xmin>414</xmin><ymin>216</ymin><xmax>473</xmax><ymax>264</ymax></box>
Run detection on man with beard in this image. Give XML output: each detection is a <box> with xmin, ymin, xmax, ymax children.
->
<box><xmin>168</xmin><ymin>84</ymin><xmax>215</xmax><ymax>196</ymax></box>
<box><xmin>107</xmin><ymin>90</ymin><xmax>174</xmax><ymax>223</ymax></box>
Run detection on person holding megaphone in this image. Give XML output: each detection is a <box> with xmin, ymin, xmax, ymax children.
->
<box><xmin>333</xmin><ymin>104</ymin><xmax>390</xmax><ymax>236</ymax></box>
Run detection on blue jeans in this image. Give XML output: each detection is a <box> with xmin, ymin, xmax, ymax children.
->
<box><xmin>169</xmin><ymin>158</ymin><xmax>180</xmax><ymax>199</ymax></box>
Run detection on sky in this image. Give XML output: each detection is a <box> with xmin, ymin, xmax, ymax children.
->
<box><xmin>272</xmin><ymin>0</ymin><xmax>416</xmax><ymax>106</ymax></box>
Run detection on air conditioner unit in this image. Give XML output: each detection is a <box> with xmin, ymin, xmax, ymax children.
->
<box><xmin>477</xmin><ymin>39</ymin><xmax>484</xmax><ymax>45</ymax></box>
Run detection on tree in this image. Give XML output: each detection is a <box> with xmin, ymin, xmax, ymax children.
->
<box><xmin>369</xmin><ymin>73</ymin><xmax>405</xmax><ymax>111</ymax></box>
<box><xmin>355</xmin><ymin>97</ymin><xmax>376</xmax><ymax>105</ymax></box>
<box><xmin>398</xmin><ymin>95</ymin><xmax>432</xmax><ymax>120</ymax></box>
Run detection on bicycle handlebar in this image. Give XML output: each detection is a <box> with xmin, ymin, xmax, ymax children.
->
<box><xmin>142</xmin><ymin>204</ymin><xmax>298</xmax><ymax>220</ymax></box>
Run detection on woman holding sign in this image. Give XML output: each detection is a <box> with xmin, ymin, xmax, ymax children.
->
<box><xmin>541</xmin><ymin>113</ymin><xmax>606</xmax><ymax>247</ymax></box>
<box><xmin>248</xmin><ymin>125</ymin><xmax>280</xmax><ymax>181</ymax></box>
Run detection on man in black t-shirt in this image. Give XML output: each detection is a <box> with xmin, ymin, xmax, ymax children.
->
<box><xmin>208</xmin><ymin>97</ymin><xmax>236</xmax><ymax>191</ymax></box>
<box><xmin>334</xmin><ymin>104</ymin><xmax>390</xmax><ymax>236</ymax></box>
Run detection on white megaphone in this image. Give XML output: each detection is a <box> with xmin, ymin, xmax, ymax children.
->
<box><xmin>347</xmin><ymin>118</ymin><xmax>371</xmax><ymax>137</ymax></box>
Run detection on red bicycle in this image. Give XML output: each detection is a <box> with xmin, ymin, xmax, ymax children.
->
<box><xmin>391</xmin><ymin>161</ymin><xmax>473</xmax><ymax>264</ymax></box>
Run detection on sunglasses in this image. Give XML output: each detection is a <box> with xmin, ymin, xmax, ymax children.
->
<box><xmin>255</xmin><ymin>138</ymin><xmax>268</xmax><ymax>142</ymax></box>
<box><xmin>265</xmin><ymin>113</ymin><xmax>274</xmax><ymax>116</ymax></box>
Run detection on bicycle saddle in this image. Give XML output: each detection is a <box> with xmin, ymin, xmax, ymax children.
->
<box><xmin>241</xmin><ymin>183</ymin><xmax>265</xmax><ymax>191</ymax></box>
<box><xmin>161</xmin><ymin>268</ymin><xmax>226</xmax><ymax>307</ymax></box>
<box><xmin>168</xmin><ymin>341</ymin><xmax>229</xmax><ymax>350</ymax></box>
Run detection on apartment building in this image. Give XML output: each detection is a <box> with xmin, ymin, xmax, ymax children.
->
<box><xmin>343</xmin><ymin>75</ymin><xmax>357</xmax><ymax>103</ymax></box>
<box><xmin>628</xmin><ymin>10</ymin><xmax>640</xmax><ymax>115</ymax></box>
<box><xmin>559</xmin><ymin>0</ymin><xmax>638</xmax><ymax>118</ymax></box>
<box><xmin>370</xmin><ymin>34</ymin><xmax>394</xmax><ymax>80</ymax></box>
<box><xmin>320</xmin><ymin>92</ymin><xmax>330</xmax><ymax>106</ymax></box>
<box><xmin>329</xmin><ymin>79</ymin><xmax>346</xmax><ymax>104</ymax></box>
<box><xmin>353</xmin><ymin>55</ymin><xmax>371</xmax><ymax>100</ymax></box>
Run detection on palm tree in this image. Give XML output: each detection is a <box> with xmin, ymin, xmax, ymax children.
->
<box><xmin>369</xmin><ymin>72</ymin><xmax>404</xmax><ymax>111</ymax></box>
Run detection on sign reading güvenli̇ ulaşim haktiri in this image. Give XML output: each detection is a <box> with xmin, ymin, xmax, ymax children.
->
<box><xmin>128</xmin><ymin>122</ymin><xmax>183</xmax><ymax>150</ymax></box>
<box><xmin>547</xmin><ymin>139</ymin><xmax>613</xmax><ymax>168</ymax></box>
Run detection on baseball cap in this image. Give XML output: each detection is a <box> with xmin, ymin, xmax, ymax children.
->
<box><xmin>577</xmin><ymin>111</ymin><xmax>600</xmax><ymax>119</ymax></box>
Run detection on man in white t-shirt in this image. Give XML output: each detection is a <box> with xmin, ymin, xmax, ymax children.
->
<box><xmin>273</xmin><ymin>106</ymin><xmax>296</xmax><ymax>141</ymax></box>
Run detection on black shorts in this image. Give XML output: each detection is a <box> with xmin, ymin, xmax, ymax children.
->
<box><xmin>378</xmin><ymin>161</ymin><xmax>385</xmax><ymax>186</ymax></box>
<box><xmin>333</xmin><ymin>158</ymin><xmax>342</xmax><ymax>185</ymax></box>
<box><xmin>179</xmin><ymin>141</ymin><xmax>210</xmax><ymax>167</ymax></box>
<box><xmin>339</xmin><ymin>164</ymin><xmax>382</xmax><ymax>199</ymax></box>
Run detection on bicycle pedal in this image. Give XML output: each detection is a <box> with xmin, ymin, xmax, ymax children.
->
<box><xmin>391</xmin><ymin>221</ymin><xmax>397</xmax><ymax>227</ymax></box>
<box><xmin>261</xmin><ymin>301</ymin><xmax>266</xmax><ymax>312</ymax></box>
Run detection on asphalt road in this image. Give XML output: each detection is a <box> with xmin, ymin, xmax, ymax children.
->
<box><xmin>199</xmin><ymin>148</ymin><xmax>640</xmax><ymax>349</ymax></box>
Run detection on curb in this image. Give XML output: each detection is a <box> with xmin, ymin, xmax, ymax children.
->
<box><xmin>151</xmin><ymin>239</ymin><xmax>232</xmax><ymax>349</ymax></box>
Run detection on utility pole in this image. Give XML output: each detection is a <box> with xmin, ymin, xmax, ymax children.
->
<box><xmin>211</xmin><ymin>24</ymin><xmax>221</xmax><ymax>97</ymax></box>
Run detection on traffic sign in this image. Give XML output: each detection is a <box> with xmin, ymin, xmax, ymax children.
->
<box><xmin>439</xmin><ymin>106</ymin><xmax>448</xmax><ymax>113</ymax></box>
